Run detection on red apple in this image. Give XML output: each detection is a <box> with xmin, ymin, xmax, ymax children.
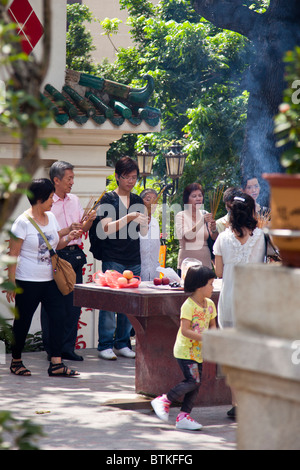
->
<box><xmin>153</xmin><ymin>278</ymin><xmax>162</xmax><ymax>285</ymax></box>
<box><xmin>162</xmin><ymin>277</ymin><xmax>170</xmax><ymax>285</ymax></box>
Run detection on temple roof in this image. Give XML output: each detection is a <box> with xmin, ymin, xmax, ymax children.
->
<box><xmin>42</xmin><ymin>70</ymin><xmax>161</xmax><ymax>128</ymax></box>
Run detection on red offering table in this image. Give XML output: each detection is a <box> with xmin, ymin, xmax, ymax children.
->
<box><xmin>74</xmin><ymin>280</ymin><xmax>231</xmax><ymax>406</ymax></box>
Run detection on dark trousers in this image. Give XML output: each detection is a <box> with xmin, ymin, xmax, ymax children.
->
<box><xmin>13</xmin><ymin>280</ymin><xmax>64</xmax><ymax>359</ymax></box>
<box><xmin>167</xmin><ymin>359</ymin><xmax>203</xmax><ymax>414</ymax></box>
<box><xmin>41</xmin><ymin>247</ymin><xmax>86</xmax><ymax>354</ymax></box>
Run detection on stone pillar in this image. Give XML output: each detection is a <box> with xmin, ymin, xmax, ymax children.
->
<box><xmin>203</xmin><ymin>264</ymin><xmax>300</xmax><ymax>450</ymax></box>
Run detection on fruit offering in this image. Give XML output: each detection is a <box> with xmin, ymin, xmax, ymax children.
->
<box><xmin>123</xmin><ymin>270</ymin><xmax>134</xmax><ymax>280</ymax></box>
<box><xmin>153</xmin><ymin>277</ymin><xmax>170</xmax><ymax>286</ymax></box>
<box><xmin>116</xmin><ymin>270</ymin><xmax>139</xmax><ymax>287</ymax></box>
<box><xmin>93</xmin><ymin>270</ymin><xmax>141</xmax><ymax>288</ymax></box>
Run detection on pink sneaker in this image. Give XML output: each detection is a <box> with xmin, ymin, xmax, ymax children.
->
<box><xmin>151</xmin><ymin>395</ymin><xmax>171</xmax><ymax>422</ymax></box>
<box><xmin>176</xmin><ymin>414</ymin><xmax>203</xmax><ymax>431</ymax></box>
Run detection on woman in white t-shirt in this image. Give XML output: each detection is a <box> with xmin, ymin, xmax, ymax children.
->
<box><xmin>6</xmin><ymin>179</ymin><xmax>81</xmax><ymax>377</ymax></box>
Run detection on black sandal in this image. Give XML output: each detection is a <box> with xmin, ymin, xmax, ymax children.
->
<box><xmin>10</xmin><ymin>360</ymin><xmax>31</xmax><ymax>376</ymax></box>
<box><xmin>48</xmin><ymin>362</ymin><xmax>79</xmax><ymax>377</ymax></box>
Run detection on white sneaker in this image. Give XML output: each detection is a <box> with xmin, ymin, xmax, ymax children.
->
<box><xmin>151</xmin><ymin>395</ymin><xmax>170</xmax><ymax>422</ymax></box>
<box><xmin>98</xmin><ymin>348</ymin><xmax>117</xmax><ymax>360</ymax></box>
<box><xmin>113</xmin><ymin>347</ymin><xmax>136</xmax><ymax>358</ymax></box>
<box><xmin>176</xmin><ymin>415</ymin><xmax>203</xmax><ymax>431</ymax></box>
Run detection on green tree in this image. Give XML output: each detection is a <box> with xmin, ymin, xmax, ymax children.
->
<box><xmin>94</xmin><ymin>0</ymin><xmax>255</xmax><ymax>266</ymax></box>
<box><xmin>98</xmin><ymin>0</ymin><xmax>250</xmax><ymax>196</ymax></box>
<box><xmin>66</xmin><ymin>3</ymin><xmax>97</xmax><ymax>73</ymax></box>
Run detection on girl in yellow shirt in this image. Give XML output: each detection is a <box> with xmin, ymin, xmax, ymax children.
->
<box><xmin>151</xmin><ymin>265</ymin><xmax>217</xmax><ymax>431</ymax></box>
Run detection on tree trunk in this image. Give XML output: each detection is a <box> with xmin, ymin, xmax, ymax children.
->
<box><xmin>0</xmin><ymin>0</ymin><xmax>51</xmax><ymax>230</ymax></box>
<box><xmin>193</xmin><ymin>0</ymin><xmax>300</xmax><ymax>205</ymax></box>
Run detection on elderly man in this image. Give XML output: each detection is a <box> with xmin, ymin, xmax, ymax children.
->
<box><xmin>41</xmin><ymin>161</ymin><xmax>96</xmax><ymax>361</ymax></box>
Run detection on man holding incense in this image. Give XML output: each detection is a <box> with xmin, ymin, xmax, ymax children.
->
<box><xmin>41</xmin><ymin>161</ymin><xmax>96</xmax><ymax>362</ymax></box>
<box><xmin>97</xmin><ymin>156</ymin><xmax>148</xmax><ymax>360</ymax></box>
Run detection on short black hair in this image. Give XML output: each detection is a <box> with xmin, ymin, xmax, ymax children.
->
<box><xmin>184</xmin><ymin>265</ymin><xmax>216</xmax><ymax>293</ymax></box>
<box><xmin>115</xmin><ymin>156</ymin><xmax>139</xmax><ymax>182</ymax></box>
<box><xmin>27</xmin><ymin>178</ymin><xmax>55</xmax><ymax>206</ymax></box>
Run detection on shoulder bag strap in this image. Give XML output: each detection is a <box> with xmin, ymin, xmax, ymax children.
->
<box><xmin>24</xmin><ymin>213</ymin><xmax>56</xmax><ymax>256</ymax></box>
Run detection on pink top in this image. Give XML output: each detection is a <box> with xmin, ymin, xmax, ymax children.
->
<box><xmin>51</xmin><ymin>193</ymin><xmax>84</xmax><ymax>246</ymax></box>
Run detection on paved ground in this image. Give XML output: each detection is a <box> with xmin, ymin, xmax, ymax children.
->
<box><xmin>0</xmin><ymin>349</ymin><xmax>236</xmax><ymax>451</ymax></box>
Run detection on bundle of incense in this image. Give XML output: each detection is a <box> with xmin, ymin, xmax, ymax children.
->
<box><xmin>81</xmin><ymin>196</ymin><xmax>96</xmax><ymax>223</ymax></box>
<box><xmin>257</xmin><ymin>208</ymin><xmax>271</xmax><ymax>228</ymax></box>
<box><xmin>81</xmin><ymin>191</ymin><xmax>106</xmax><ymax>222</ymax></box>
<box><xmin>209</xmin><ymin>185</ymin><xmax>224</xmax><ymax>219</ymax></box>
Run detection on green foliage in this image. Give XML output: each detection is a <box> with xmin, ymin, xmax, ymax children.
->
<box><xmin>99</xmin><ymin>0</ymin><xmax>250</xmax><ymax>177</ymax></box>
<box><xmin>100</xmin><ymin>17</ymin><xmax>122</xmax><ymax>36</ymax></box>
<box><xmin>0</xmin><ymin>411</ymin><xmax>44</xmax><ymax>450</ymax></box>
<box><xmin>119</xmin><ymin>0</ymin><xmax>155</xmax><ymax>17</ymax></box>
<box><xmin>0</xmin><ymin>21</ymin><xmax>52</xmax><ymax>130</ymax></box>
<box><xmin>0</xmin><ymin>165</ymin><xmax>31</xmax><ymax>199</ymax></box>
<box><xmin>99</xmin><ymin>17</ymin><xmax>123</xmax><ymax>54</ymax></box>
<box><xmin>66</xmin><ymin>3</ymin><xmax>97</xmax><ymax>73</ymax></box>
<box><xmin>0</xmin><ymin>21</ymin><xmax>28</xmax><ymax>66</ymax></box>
<box><xmin>274</xmin><ymin>47</ymin><xmax>300</xmax><ymax>174</ymax></box>
<box><xmin>0</xmin><ymin>326</ymin><xmax>44</xmax><ymax>353</ymax></box>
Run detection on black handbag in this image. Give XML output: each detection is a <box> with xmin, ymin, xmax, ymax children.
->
<box><xmin>89</xmin><ymin>216</ymin><xmax>103</xmax><ymax>261</ymax></box>
<box><xmin>206</xmin><ymin>223</ymin><xmax>215</xmax><ymax>261</ymax></box>
<box><xmin>264</xmin><ymin>233</ymin><xmax>281</xmax><ymax>263</ymax></box>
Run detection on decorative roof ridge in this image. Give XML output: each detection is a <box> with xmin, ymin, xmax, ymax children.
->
<box><xmin>42</xmin><ymin>70</ymin><xmax>161</xmax><ymax>128</ymax></box>
<box><xmin>65</xmin><ymin>69</ymin><xmax>155</xmax><ymax>106</ymax></box>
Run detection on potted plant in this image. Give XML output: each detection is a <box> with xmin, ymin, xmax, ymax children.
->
<box><xmin>263</xmin><ymin>47</ymin><xmax>300</xmax><ymax>267</ymax></box>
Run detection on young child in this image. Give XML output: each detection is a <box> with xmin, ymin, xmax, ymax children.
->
<box><xmin>151</xmin><ymin>265</ymin><xmax>217</xmax><ymax>430</ymax></box>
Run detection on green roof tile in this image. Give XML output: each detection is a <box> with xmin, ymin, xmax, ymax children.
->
<box><xmin>42</xmin><ymin>70</ymin><xmax>160</xmax><ymax>128</ymax></box>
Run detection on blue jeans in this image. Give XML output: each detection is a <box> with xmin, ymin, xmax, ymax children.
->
<box><xmin>97</xmin><ymin>261</ymin><xmax>141</xmax><ymax>351</ymax></box>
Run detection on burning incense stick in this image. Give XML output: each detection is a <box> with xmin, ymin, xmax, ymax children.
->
<box><xmin>257</xmin><ymin>208</ymin><xmax>271</xmax><ymax>228</ymax></box>
<box><xmin>209</xmin><ymin>185</ymin><xmax>224</xmax><ymax>219</ymax></box>
<box><xmin>81</xmin><ymin>196</ymin><xmax>96</xmax><ymax>223</ymax></box>
<box><xmin>154</xmin><ymin>185</ymin><xmax>167</xmax><ymax>204</ymax></box>
<box><xmin>81</xmin><ymin>191</ymin><xmax>106</xmax><ymax>222</ymax></box>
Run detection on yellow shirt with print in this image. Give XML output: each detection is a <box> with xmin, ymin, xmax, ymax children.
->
<box><xmin>173</xmin><ymin>297</ymin><xmax>217</xmax><ymax>363</ymax></box>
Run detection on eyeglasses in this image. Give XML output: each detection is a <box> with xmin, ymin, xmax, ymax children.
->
<box><xmin>120</xmin><ymin>175</ymin><xmax>138</xmax><ymax>182</ymax></box>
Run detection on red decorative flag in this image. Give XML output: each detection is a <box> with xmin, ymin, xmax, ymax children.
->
<box><xmin>8</xmin><ymin>0</ymin><xmax>44</xmax><ymax>55</ymax></box>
